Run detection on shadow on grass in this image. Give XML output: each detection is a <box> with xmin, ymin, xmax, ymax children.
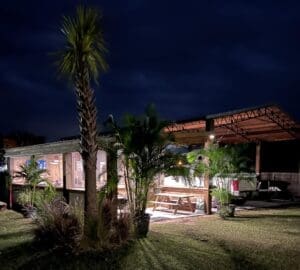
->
<box><xmin>230</xmin><ymin>214</ymin><xmax>300</xmax><ymax>221</ymax></box>
<box><xmin>217</xmin><ymin>241</ymin><xmax>267</xmax><ymax>270</ymax></box>
<box><xmin>0</xmin><ymin>238</ymin><xmax>136</xmax><ymax>270</ymax></box>
<box><xmin>138</xmin><ymin>231</ymin><xmax>230</xmax><ymax>270</ymax></box>
<box><xmin>0</xmin><ymin>230</ymin><xmax>33</xmax><ymax>240</ymax></box>
<box><xmin>0</xmin><ymin>231</ymin><xmax>224</xmax><ymax>270</ymax></box>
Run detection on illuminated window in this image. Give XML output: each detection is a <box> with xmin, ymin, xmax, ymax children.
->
<box><xmin>10</xmin><ymin>154</ymin><xmax>63</xmax><ymax>187</ymax></box>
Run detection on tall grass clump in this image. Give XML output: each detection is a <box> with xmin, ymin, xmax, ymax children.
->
<box><xmin>82</xmin><ymin>197</ymin><xmax>131</xmax><ymax>251</ymax></box>
<box><xmin>35</xmin><ymin>198</ymin><xmax>82</xmax><ymax>251</ymax></box>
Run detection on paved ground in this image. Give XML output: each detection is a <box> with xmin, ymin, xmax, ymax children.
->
<box><xmin>147</xmin><ymin>199</ymin><xmax>300</xmax><ymax>222</ymax></box>
<box><xmin>147</xmin><ymin>207</ymin><xmax>205</xmax><ymax>222</ymax></box>
<box><xmin>243</xmin><ymin>199</ymin><xmax>300</xmax><ymax>208</ymax></box>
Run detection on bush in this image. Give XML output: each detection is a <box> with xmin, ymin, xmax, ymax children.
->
<box><xmin>115</xmin><ymin>213</ymin><xmax>131</xmax><ymax>243</ymax></box>
<box><xmin>17</xmin><ymin>187</ymin><xmax>57</xmax><ymax>218</ymax></box>
<box><xmin>211</xmin><ymin>188</ymin><xmax>233</xmax><ymax>205</ymax></box>
<box><xmin>211</xmin><ymin>188</ymin><xmax>235</xmax><ymax>218</ymax></box>
<box><xmin>35</xmin><ymin>186</ymin><xmax>57</xmax><ymax>207</ymax></box>
<box><xmin>16</xmin><ymin>188</ymin><xmax>32</xmax><ymax>207</ymax></box>
<box><xmin>35</xmin><ymin>198</ymin><xmax>82</xmax><ymax>250</ymax></box>
<box><xmin>82</xmin><ymin>198</ymin><xmax>131</xmax><ymax>251</ymax></box>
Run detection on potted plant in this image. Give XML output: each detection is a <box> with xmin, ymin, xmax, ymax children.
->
<box><xmin>211</xmin><ymin>188</ymin><xmax>234</xmax><ymax>218</ymax></box>
<box><xmin>14</xmin><ymin>155</ymin><xmax>54</xmax><ymax>218</ymax></box>
<box><xmin>188</xmin><ymin>143</ymin><xmax>251</xmax><ymax>218</ymax></box>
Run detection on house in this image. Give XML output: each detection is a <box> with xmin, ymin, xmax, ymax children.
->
<box><xmin>3</xmin><ymin>104</ymin><xmax>300</xmax><ymax>213</ymax></box>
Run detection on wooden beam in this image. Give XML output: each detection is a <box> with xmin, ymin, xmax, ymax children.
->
<box><xmin>62</xmin><ymin>153</ymin><xmax>69</xmax><ymax>203</ymax></box>
<box><xmin>255</xmin><ymin>142</ymin><xmax>261</xmax><ymax>175</ymax></box>
<box><xmin>203</xmin><ymin>139</ymin><xmax>212</xmax><ymax>215</ymax></box>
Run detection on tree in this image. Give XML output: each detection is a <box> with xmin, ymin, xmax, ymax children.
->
<box><xmin>7</xmin><ymin>131</ymin><xmax>45</xmax><ymax>146</ymax></box>
<box><xmin>14</xmin><ymin>155</ymin><xmax>53</xmax><ymax>208</ymax></box>
<box><xmin>187</xmin><ymin>143</ymin><xmax>252</xmax><ymax>217</ymax></box>
<box><xmin>109</xmin><ymin>105</ymin><xmax>188</xmax><ymax>237</ymax></box>
<box><xmin>57</xmin><ymin>6</ymin><xmax>108</xmax><ymax>226</ymax></box>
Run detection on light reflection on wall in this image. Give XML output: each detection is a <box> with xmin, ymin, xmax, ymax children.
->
<box><xmin>67</xmin><ymin>150</ymin><xmax>107</xmax><ymax>190</ymax></box>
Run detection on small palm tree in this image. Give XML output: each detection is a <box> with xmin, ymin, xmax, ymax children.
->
<box><xmin>57</xmin><ymin>6</ymin><xmax>108</xmax><ymax>225</ymax></box>
<box><xmin>14</xmin><ymin>155</ymin><xmax>51</xmax><ymax>207</ymax></box>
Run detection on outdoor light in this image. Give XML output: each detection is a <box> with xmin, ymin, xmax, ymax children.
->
<box><xmin>209</xmin><ymin>134</ymin><xmax>215</xmax><ymax>140</ymax></box>
<box><xmin>177</xmin><ymin>160</ymin><xmax>183</xmax><ymax>166</ymax></box>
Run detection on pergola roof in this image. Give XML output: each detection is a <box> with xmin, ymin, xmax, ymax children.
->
<box><xmin>166</xmin><ymin>105</ymin><xmax>300</xmax><ymax>145</ymax></box>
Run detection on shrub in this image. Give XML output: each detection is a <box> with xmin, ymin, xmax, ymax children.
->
<box><xmin>82</xmin><ymin>198</ymin><xmax>131</xmax><ymax>251</ymax></box>
<box><xmin>211</xmin><ymin>188</ymin><xmax>234</xmax><ymax>219</ymax></box>
<box><xmin>211</xmin><ymin>188</ymin><xmax>232</xmax><ymax>206</ymax></box>
<box><xmin>17</xmin><ymin>187</ymin><xmax>57</xmax><ymax>218</ymax></box>
<box><xmin>114</xmin><ymin>213</ymin><xmax>131</xmax><ymax>243</ymax></box>
<box><xmin>16</xmin><ymin>188</ymin><xmax>32</xmax><ymax>207</ymax></box>
<box><xmin>35</xmin><ymin>198</ymin><xmax>82</xmax><ymax>250</ymax></box>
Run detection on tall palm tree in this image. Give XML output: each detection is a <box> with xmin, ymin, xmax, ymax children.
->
<box><xmin>58</xmin><ymin>6</ymin><xmax>108</xmax><ymax>223</ymax></box>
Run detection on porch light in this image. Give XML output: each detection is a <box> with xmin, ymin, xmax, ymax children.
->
<box><xmin>209</xmin><ymin>134</ymin><xmax>215</xmax><ymax>140</ymax></box>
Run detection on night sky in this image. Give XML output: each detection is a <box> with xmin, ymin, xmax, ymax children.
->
<box><xmin>1</xmin><ymin>1</ymin><xmax>300</xmax><ymax>141</ymax></box>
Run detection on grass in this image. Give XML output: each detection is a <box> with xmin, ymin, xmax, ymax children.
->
<box><xmin>0</xmin><ymin>210</ymin><xmax>35</xmax><ymax>251</ymax></box>
<box><xmin>0</xmin><ymin>207</ymin><xmax>299</xmax><ymax>270</ymax></box>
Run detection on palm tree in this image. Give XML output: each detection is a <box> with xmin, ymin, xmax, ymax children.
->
<box><xmin>109</xmin><ymin>105</ymin><xmax>188</xmax><ymax>237</ymax></box>
<box><xmin>14</xmin><ymin>155</ymin><xmax>52</xmax><ymax>208</ymax></box>
<box><xmin>57</xmin><ymin>6</ymin><xmax>108</xmax><ymax>224</ymax></box>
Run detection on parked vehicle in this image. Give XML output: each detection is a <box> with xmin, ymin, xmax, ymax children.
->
<box><xmin>257</xmin><ymin>180</ymin><xmax>294</xmax><ymax>201</ymax></box>
<box><xmin>211</xmin><ymin>174</ymin><xmax>257</xmax><ymax>197</ymax></box>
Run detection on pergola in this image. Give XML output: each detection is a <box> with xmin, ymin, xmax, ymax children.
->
<box><xmin>164</xmin><ymin>104</ymin><xmax>300</xmax><ymax>214</ymax></box>
<box><xmin>166</xmin><ymin>104</ymin><xmax>300</xmax><ymax>145</ymax></box>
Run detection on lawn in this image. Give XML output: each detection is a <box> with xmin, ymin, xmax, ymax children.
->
<box><xmin>0</xmin><ymin>207</ymin><xmax>299</xmax><ymax>270</ymax></box>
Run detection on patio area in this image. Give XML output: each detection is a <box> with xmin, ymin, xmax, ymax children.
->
<box><xmin>147</xmin><ymin>207</ymin><xmax>206</xmax><ymax>222</ymax></box>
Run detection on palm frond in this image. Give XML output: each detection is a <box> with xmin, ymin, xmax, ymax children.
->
<box><xmin>57</xmin><ymin>5</ymin><xmax>108</xmax><ymax>82</ymax></box>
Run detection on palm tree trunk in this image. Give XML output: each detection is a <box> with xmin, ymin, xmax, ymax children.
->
<box><xmin>83</xmin><ymin>156</ymin><xmax>97</xmax><ymax>217</ymax></box>
<box><xmin>74</xmin><ymin>65</ymin><xmax>98</xmax><ymax>223</ymax></box>
<box><xmin>31</xmin><ymin>184</ymin><xmax>36</xmax><ymax>208</ymax></box>
<box><xmin>123</xmin><ymin>158</ymin><xmax>134</xmax><ymax>215</ymax></box>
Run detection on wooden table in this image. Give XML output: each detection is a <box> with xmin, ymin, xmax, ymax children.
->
<box><xmin>150</xmin><ymin>193</ymin><xmax>195</xmax><ymax>215</ymax></box>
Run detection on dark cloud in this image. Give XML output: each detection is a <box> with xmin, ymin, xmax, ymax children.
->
<box><xmin>0</xmin><ymin>0</ymin><xmax>300</xmax><ymax>140</ymax></box>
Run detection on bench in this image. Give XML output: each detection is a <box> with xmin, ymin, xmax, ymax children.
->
<box><xmin>149</xmin><ymin>201</ymin><xmax>179</xmax><ymax>206</ymax></box>
<box><xmin>150</xmin><ymin>200</ymin><xmax>180</xmax><ymax>214</ymax></box>
<box><xmin>151</xmin><ymin>193</ymin><xmax>196</xmax><ymax>214</ymax></box>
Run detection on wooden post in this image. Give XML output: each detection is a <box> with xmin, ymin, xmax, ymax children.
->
<box><xmin>62</xmin><ymin>153</ymin><xmax>69</xmax><ymax>203</ymax></box>
<box><xmin>6</xmin><ymin>157</ymin><xmax>13</xmax><ymax>209</ymax></box>
<box><xmin>255</xmin><ymin>142</ymin><xmax>261</xmax><ymax>175</ymax></box>
<box><xmin>204</xmin><ymin>139</ymin><xmax>212</xmax><ymax>215</ymax></box>
<box><xmin>204</xmin><ymin>119</ymin><xmax>214</xmax><ymax>215</ymax></box>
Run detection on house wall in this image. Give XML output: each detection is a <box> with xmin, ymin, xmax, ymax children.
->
<box><xmin>8</xmin><ymin>149</ymin><xmax>107</xmax><ymax>209</ymax></box>
<box><xmin>9</xmin><ymin>150</ymin><xmax>106</xmax><ymax>190</ymax></box>
<box><xmin>7</xmin><ymin>144</ymin><xmax>209</xmax><ymax>213</ymax></box>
